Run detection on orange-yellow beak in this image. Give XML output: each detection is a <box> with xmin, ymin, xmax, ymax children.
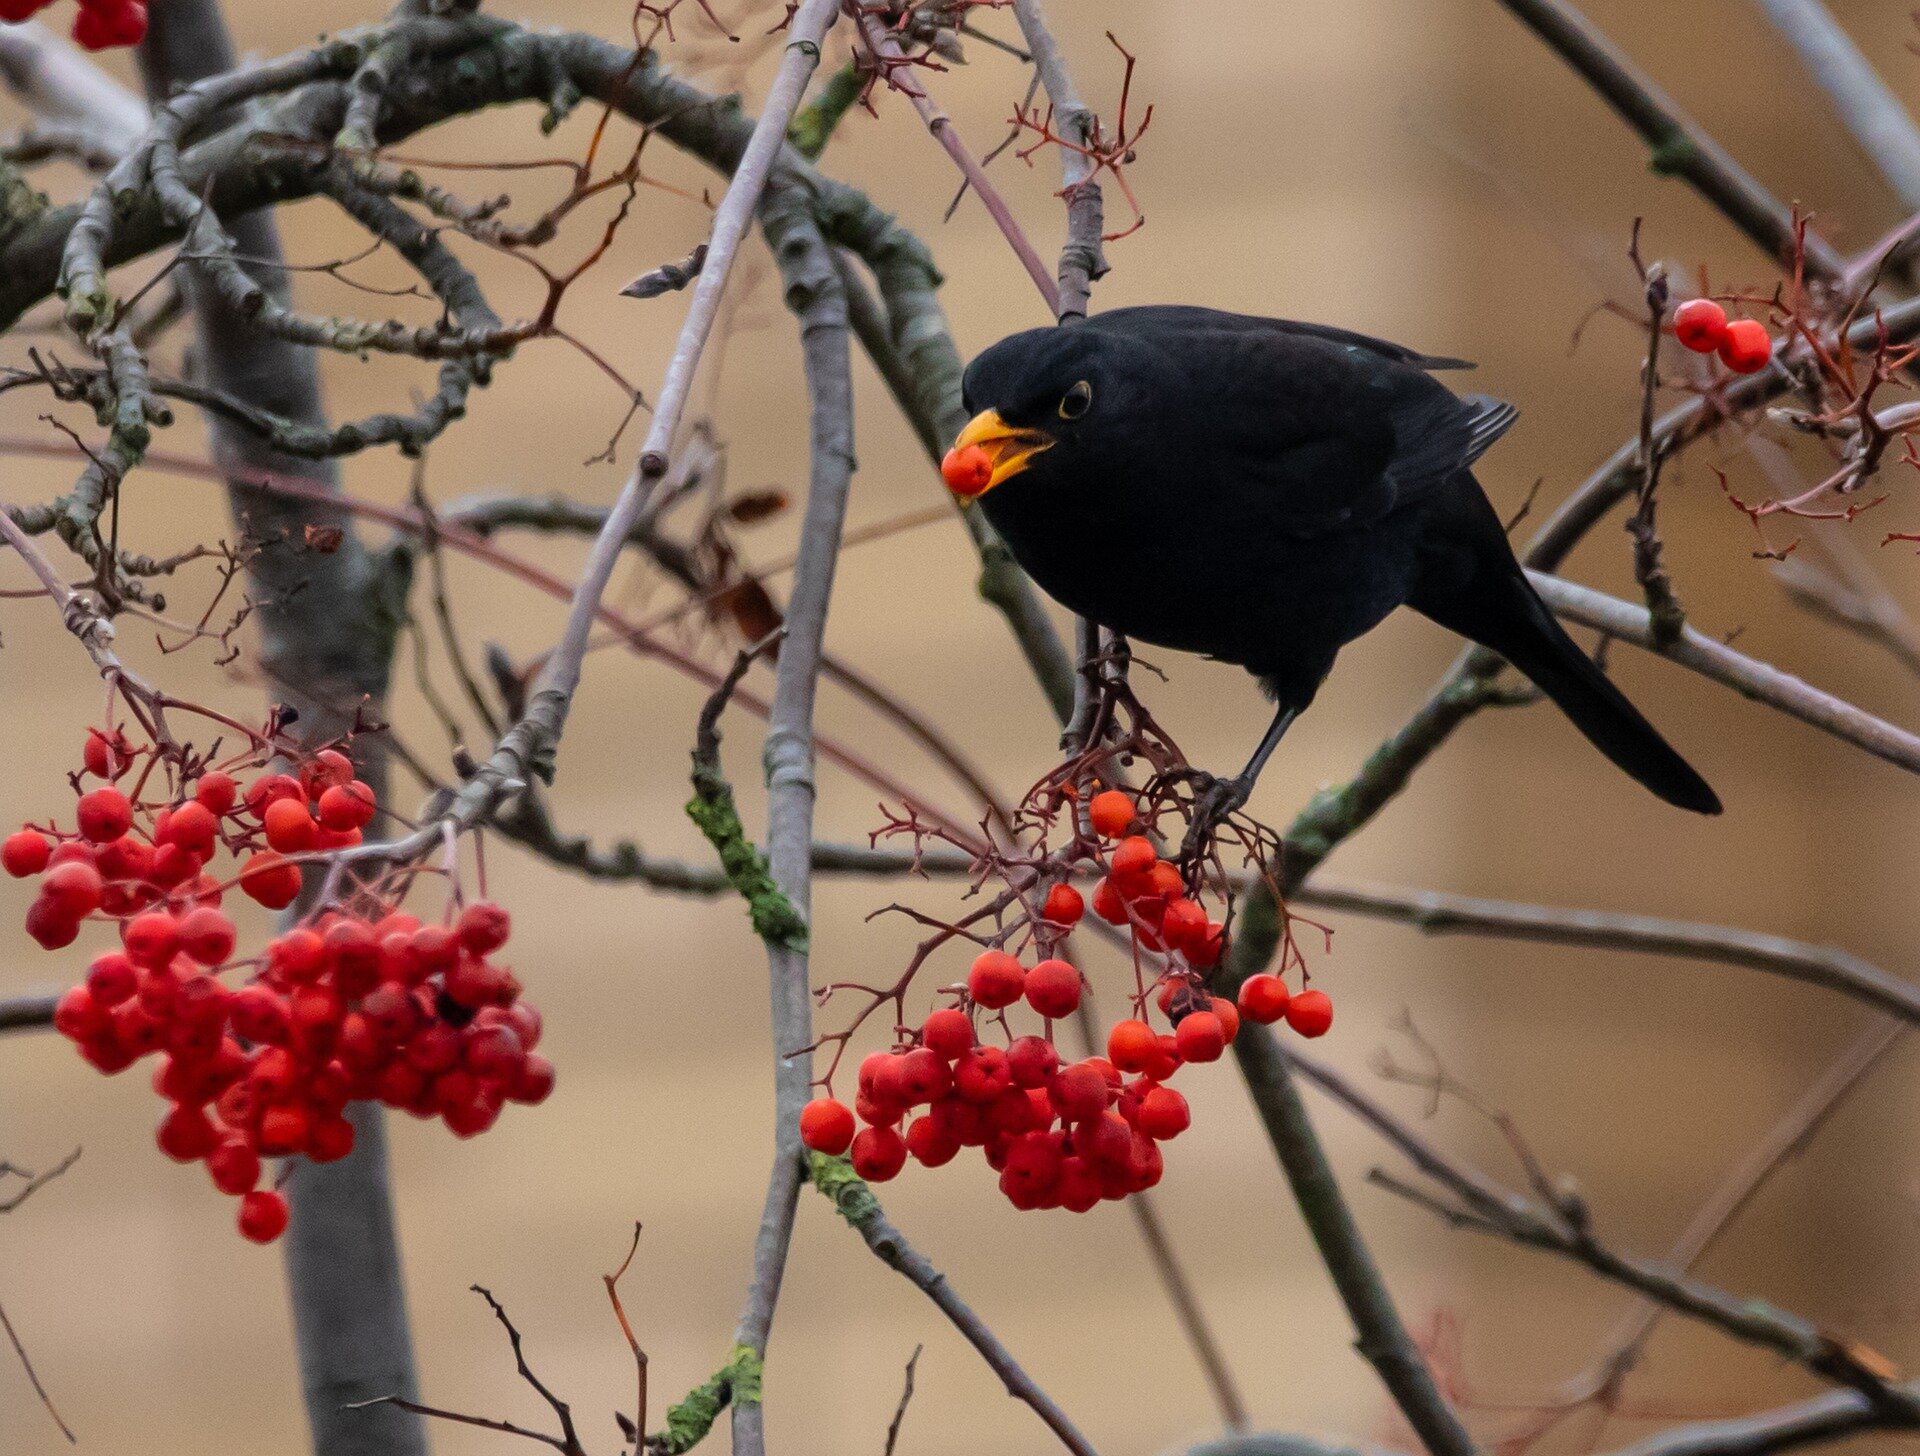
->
<box><xmin>940</xmin><ymin>409</ymin><xmax>1055</xmax><ymax>502</ymax></box>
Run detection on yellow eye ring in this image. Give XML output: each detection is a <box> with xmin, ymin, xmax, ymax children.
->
<box><xmin>1059</xmin><ymin>380</ymin><xmax>1093</xmax><ymax>420</ymax></box>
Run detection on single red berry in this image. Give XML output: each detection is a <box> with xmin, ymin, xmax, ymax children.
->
<box><xmin>953</xmin><ymin>1045</ymin><xmax>1012</xmax><ymax>1103</ymax></box>
<box><xmin>0</xmin><ymin>0</ymin><xmax>49</xmax><ymax>23</ymax></box>
<box><xmin>176</xmin><ymin>906</ymin><xmax>237</xmax><ymax>967</ymax></box>
<box><xmin>894</xmin><ymin>1046</ymin><xmax>952</xmax><ymax>1104</ymax></box>
<box><xmin>1285</xmin><ymin>988</ymin><xmax>1334</xmax><ymax>1038</ymax></box>
<box><xmin>1672</xmin><ymin>297</ymin><xmax>1728</xmax><ymax>353</ymax></box>
<box><xmin>156</xmin><ymin>1102</ymin><xmax>218</xmax><ymax>1162</ymax></box>
<box><xmin>455</xmin><ymin>900</ymin><xmax>511</xmax><ymax>954</ymax></box>
<box><xmin>75</xmin><ymin>788</ymin><xmax>133</xmax><ymax>843</ymax></box>
<box><xmin>316</xmin><ymin>781</ymin><xmax>377</xmax><ymax>833</ymax></box>
<box><xmin>1718</xmin><ymin>317</ymin><xmax>1772</xmax><ymax>374</ymax></box>
<box><xmin>230</xmin><ymin>984</ymin><xmax>291</xmax><ymax>1045</ymax></box>
<box><xmin>207</xmin><ymin>1138</ymin><xmax>261</xmax><ymax>1195</ymax></box>
<box><xmin>300</xmin><ymin>748</ymin><xmax>355</xmax><ymax>798</ymax></box>
<box><xmin>25</xmin><ymin>897</ymin><xmax>80</xmax><ymax>950</ymax></box>
<box><xmin>1109</xmin><ymin>835</ymin><xmax>1156</xmax><ymax>884</ymax></box>
<box><xmin>123</xmin><ymin>910</ymin><xmax>180</xmax><ymax>968</ymax></box>
<box><xmin>1106</xmin><ymin>1019</ymin><xmax>1158</xmax><ymax>1074</ymax></box>
<box><xmin>41</xmin><ymin>858</ymin><xmax>104</xmax><ymax>917</ymax></box>
<box><xmin>160</xmin><ymin>800</ymin><xmax>219</xmax><ymax>857</ymax></box>
<box><xmin>939</xmin><ymin>442</ymin><xmax>995</xmax><ymax>497</ymax></box>
<box><xmin>1174</xmin><ymin>1010</ymin><xmax>1226</xmax><ymax>1063</ymax></box>
<box><xmin>85</xmin><ymin>951</ymin><xmax>138</xmax><ymax>1007</ymax></box>
<box><xmin>1024</xmin><ymin>958</ymin><xmax>1082</xmax><ymax>1019</ymax></box>
<box><xmin>1</xmin><ymin>830</ymin><xmax>51</xmax><ymax>878</ymax></box>
<box><xmin>82</xmin><ymin>727</ymin><xmax>131</xmax><ymax>780</ymax></box>
<box><xmin>237</xmin><ymin>1189</ymin><xmax>290</xmax><ymax>1244</ymax></box>
<box><xmin>1040</xmin><ymin>882</ymin><xmax>1084</xmax><ymax>926</ymax></box>
<box><xmin>1006</xmin><ymin>1035</ymin><xmax>1060</xmax><ymax>1089</ymax></box>
<box><xmin>1237</xmin><ymin>973</ymin><xmax>1291</xmax><ymax>1024</ymax></box>
<box><xmin>799</xmin><ymin>1097</ymin><xmax>856</xmax><ymax>1154</ymax></box>
<box><xmin>239</xmin><ymin>851</ymin><xmax>302</xmax><ymax>909</ymax></box>
<box><xmin>193</xmin><ymin>772</ymin><xmax>238</xmax><ymax>815</ymax></box>
<box><xmin>1134</xmin><ymin>1085</ymin><xmax>1190</xmax><ymax>1140</ymax></box>
<box><xmin>263</xmin><ymin>798</ymin><xmax>319</xmax><ymax>854</ymax></box>
<box><xmin>920</xmin><ymin>1007</ymin><xmax>973</xmax><ymax>1061</ymax></box>
<box><xmin>849</xmin><ymin>1125</ymin><xmax>908</xmax><ymax>1181</ymax></box>
<box><xmin>1049</xmin><ymin>1061</ymin><xmax>1110</xmax><ymax>1123</ymax></box>
<box><xmin>966</xmin><ymin>949</ymin><xmax>1027</xmax><ymax>1010</ymax></box>
<box><xmin>1087</xmin><ymin>790</ymin><xmax>1137</xmax><ymax>838</ymax></box>
<box><xmin>904</xmin><ymin>1114</ymin><xmax>960</xmax><ymax>1167</ymax></box>
<box><xmin>268</xmin><ymin>928</ymin><xmax>327</xmax><ymax>983</ymax></box>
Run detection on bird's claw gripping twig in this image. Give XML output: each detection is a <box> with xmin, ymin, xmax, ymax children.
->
<box><xmin>1176</xmin><ymin>770</ymin><xmax>1252</xmax><ymax>868</ymax></box>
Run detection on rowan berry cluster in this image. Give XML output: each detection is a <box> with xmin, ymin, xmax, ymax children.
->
<box><xmin>802</xmin><ymin>786</ymin><xmax>1331</xmax><ymax>1212</ymax></box>
<box><xmin>1671</xmin><ymin>298</ymin><xmax>1772</xmax><ymax>374</ymax></box>
<box><xmin>0</xmin><ymin>0</ymin><xmax>146</xmax><ymax>50</ymax></box>
<box><xmin>9</xmin><ymin>732</ymin><xmax>553</xmax><ymax>1244</ymax></box>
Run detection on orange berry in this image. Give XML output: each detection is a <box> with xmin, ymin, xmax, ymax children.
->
<box><xmin>1088</xmin><ymin>790</ymin><xmax>1137</xmax><ymax>839</ymax></box>
<box><xmin>1106</xmin><ymin>1019</ymin><xmax>1158</xmax><ymax>1074</ymax></box>
<box><xmin>1109</xmin><ymin>835</ymin><xmax>1156</xmax><ymax>883</ymax></box>
<box><xmin>1173</xmin><ymin>1010</ymin><xmax>1226</xmax><ymax>1063</ymax></box>
<box><xmin>1285</xmin><ymin>988</ymin><xmax>1334</xmax><ymax>1038</ymax></box>
<box><xmin>967</xmin><ymin>950</ymin><xmax>1027</xmax><ymax>1009</ymax></box>
<box><xmin>1718</xmin><ymin>317</ymin><xmax>1772</xmax><ymax>374</ymax></box>
<box><xmin>1024</xmin><ymin>958</ymin><xmax>1082</xmax><ymax>1019</ymax></box>
<box><xmin>1041</xmin><ymin>882</ymin><xmax>1084</xmax><ymax>926</ymax></box>
<box><xmin>799</xmin><ymin>1097</ymin><xmax>856</xmax><ymax>1154</ymax></box>
<box><xmin>1237</xmin><ymin>974</ymin><xmax>1291</xmax><ymax>1024</ymax></box>
<box><xmin>1672</xmin><ymin>297</ymin><xmax>1727</xmax><ymax>352</ymax></box>
<box><xmin>940</xmin><ymin>443</ymin><xmax>994</xmax><ymax>497</ymax></box>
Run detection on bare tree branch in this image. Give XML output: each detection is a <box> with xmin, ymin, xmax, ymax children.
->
<box><xmin>1752</xmin><ymin>0</ymin><xmax>1920</xmax><ymax>212</ymax></box>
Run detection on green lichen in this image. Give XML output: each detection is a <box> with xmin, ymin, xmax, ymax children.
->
<box><xmin>648</xmin><ymin>1344</ymin><xmax>763</xmax><ymax>1454</ymax></box>
<box><xmin>786</xmin><ymin>61</ymin><xmax>862</xmax><ymax>161</ymax></box>
<box><xmin>807</xmin><ymin>1150</ymin><xmax>880</xmax><ymax>1227</ymax></box>
<box><xmin>686</xmin><ymin>759</ymin><xmax>808</xmax><ymax>952</ymax></box>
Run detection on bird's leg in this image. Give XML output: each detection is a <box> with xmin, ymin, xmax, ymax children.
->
<box><xmin>1178</xmin><ymin>705</ymin><xmax>1297</xmax><ymax>865</ymax></box>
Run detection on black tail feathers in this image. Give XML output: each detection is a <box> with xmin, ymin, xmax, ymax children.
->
<box><xmin>1490</xmin><ymin>587</ymin><xmax>1721</xmax><ymax>814</ymax></box>
<box><xmin>1410</xmin><ymin>510</ymin><xmax>1720</xmax><ymax>815</ymax></box>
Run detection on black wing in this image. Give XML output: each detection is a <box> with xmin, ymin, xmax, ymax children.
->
<box><xmin>1105</xmin><ymin>310</ymin><xmax>1517</xmax><ymax>535</ymax></box>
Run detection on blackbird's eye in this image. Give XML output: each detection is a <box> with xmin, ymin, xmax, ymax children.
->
<box><xmin>1058</xmin><ymin>380</ymin><xmax>1093</xmax><ymax>420</ymax></box>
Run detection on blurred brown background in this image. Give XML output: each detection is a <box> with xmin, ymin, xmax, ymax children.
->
<box><xmin>5</xmin><ymin>2</ymin><xmax>1920</xmax><ymax>1453</ymax></box>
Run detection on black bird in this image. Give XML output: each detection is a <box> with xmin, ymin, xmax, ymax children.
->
<box><xmin>946</xmin><ymin>304</ymin><xmax>1720</xmax><ymax>822</ymax></box>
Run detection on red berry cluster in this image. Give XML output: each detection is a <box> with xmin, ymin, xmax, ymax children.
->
<box><xmin>0</xmin><ymin>0</ymin><xmax>146</xmax><ymax>50</ymax></box>
<box><xmin>1671</xmin><ymin>298</ymin><xmax>1771</xmax><ymax>374</ymax></box>
<box><xmin>10</xmin><ymin>733</ymin><xmax>554</xmax><ymax>1243</ymax></box>
<box><xmin>803</xmin><ymin>788</ymin><xmax>1331</xmax><ymax>1211</ymax></box>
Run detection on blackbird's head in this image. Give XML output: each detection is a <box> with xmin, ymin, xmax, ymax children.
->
<box><xmin>945</xmin><ymin>325</ymin><xmax>1140</xmax><ymax>502</ymax></box>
